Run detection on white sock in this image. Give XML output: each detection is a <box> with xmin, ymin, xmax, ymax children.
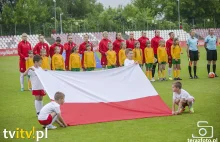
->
<box><xmin>35</xmin><ymin>100</ymin><xmax>43</xmax><ymax>113</ymax></box>
<box><xmin>168</xmin><ymin>68</ymin><xmax>172</xmax><ymax>77</ymax></box>
<box><xmin>35</xmin><ymin>100</ymin><xmax>39</xmax><ymax>113</ymax></box>
<box><xmin>39</xmin><ymin>101</ymin><xmax>43</xmax><ymax>111</ymax></box>
<box><xmin>20</xmin><ymin>73</ymin><xmax>24</xmax><ymax>88</ymax></box>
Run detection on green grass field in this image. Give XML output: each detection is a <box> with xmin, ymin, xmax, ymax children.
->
<box><xmin>0</xmin><ymin>47</ymin><xmax>220</xmax><ymax>142</ymax></box>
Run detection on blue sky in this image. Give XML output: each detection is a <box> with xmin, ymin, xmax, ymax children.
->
<box><xmin>97</xmin><ymin>0</ymin><xmax>131</xmax><ymax>8</ymax></box>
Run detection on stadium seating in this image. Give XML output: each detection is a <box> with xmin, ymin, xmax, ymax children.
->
<box><xmin>1</xmin><ymin>29</ymin><xmax>219</xmax><ymax>49</ymax></box>
<box><xmin>51</xmin><ymin>32</ymin><xmax>116</xmax><ymax>46</ymax></box>
<box><xmin>0</xmin><ymin>32</ymin><xmax>116</xmax><ymax>49</ymax></box>
<box><xmin>0</xmin><ymin>35</ymin><xmax>50</xmax><ymax>49</ymax></box>
<box><xmin>125</xmin><ymin>30</ymin><xmax>190</xmax><ymax>41</ymax></box>
<box><xmin>195</xmin><ymin>28</ymin><xmax>220</xmax><ymax>39</ymax></box>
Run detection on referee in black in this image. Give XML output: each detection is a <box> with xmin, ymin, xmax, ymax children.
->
<box><xmin>204</xmin><ymin>28</ymin><xmax>218</xmax><ymax>77</ymax></box>
<box><xmin>186</xmin><ymin>29</ymin><xmax>199</xmax><ymax>79</ymax></box>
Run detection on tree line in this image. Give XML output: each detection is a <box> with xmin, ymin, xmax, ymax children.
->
<box><xmin>0</xmin><ymin>0</ymin><xmax>219</xmax><ymax>36</ymax></box>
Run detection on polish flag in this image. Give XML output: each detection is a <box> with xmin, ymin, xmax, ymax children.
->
<box><xmin>36</xmin><ymin>65</ymin><xmax>171</xmax><ymax>126</ymax></box>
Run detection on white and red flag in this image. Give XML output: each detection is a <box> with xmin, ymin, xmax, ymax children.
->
<box><xmin>36</xmin><ymin>65</ymin><xmax>171</xmax><ymax>126</ymax></box>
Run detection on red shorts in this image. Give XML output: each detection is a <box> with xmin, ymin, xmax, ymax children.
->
<box><xmin>19</xmin><ymin>60</ymin><xmax>26</xmax><ymax>73</ymax></box>
<box><xmin>38</xmin><ymin>114</ymin><xmax>52</xmax><ymax>125</ymax></box>
<box><xmin>168</xmin><ymin>56</ymin><xmax>172</xmax><ymax>64</ymax></box>
<box><xmin>101</xmin><ymin>55</ymin><xmax>107</xmax><ymax>65</ymax></box>
<box><xmin>32</xmin><ymin>90</ymin><xmax>46</xmax><ymax>96</ymax></box>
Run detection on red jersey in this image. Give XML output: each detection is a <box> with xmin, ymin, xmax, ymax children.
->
<box><xmin>49</xmin><ymin>43</ymin><xmax>64</xmax><ymax>58</ymax></box>
<box><xmin>126</xmin><ymin>38</ymin><xmax>137</xmax><ymax>49</ymax></box>
<box><xmin>113</xmin><ymin>39</ymin><xmax>124</xmax><ymax>66</ymax></box>
<box><xmin>113</xmin><ymin>39</ymin><xmax>124</xmax><ymax>54</ymax></box>
<box><xmin>79</xmin><ymin>41</ymin><xmax>93</xmax><ymax>55</ymax></box>
<box><xmin>99</xmin><ymin>38</ymin><xmax>111</xmax><ymax>55</ymax></box>
<box><xmin>17</xmin><ymin>40</ymin><xmax>32</xmax><ymax>61</ymax></box>
<box><xmin>33</xmin><ymin>42</ymin><xmax>49</xmax><ymax>57</ymax></box>
<box><xmin>166</xmin><ymin>38</ymin><xmax>173</xmax><ymax>56</ymax></box>
<box><xmin>64</xmin><ymin>42</ymin><xmax>77</xmax><ymax>70</ymax></box>
<box><xmin>138</xmin><ymin>36</ymin><xmax>149</xmax><ymax>63</ymax></box>
<box><xmin>151</xmin><ymin>36</ymin><xmax>163</xmax><ymax>55</ymax></box>
<box><xmin>138</xmin><ymin>36</ymin><xmax>149</xmax><ymax>50</ymax></box>
<box><xmin>79</xmin><ymin>41</ymin><xmax>93</xmax><ymax>68</ymax></box>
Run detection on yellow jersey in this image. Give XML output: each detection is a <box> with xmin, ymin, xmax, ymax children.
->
<box><xmin>52</xmin><ymin>53</ymin><xmax>65</xmax><ymax>70</ymax></box>
<box><xmin>26</xmin><ymin>57</ymin><xmax>34</xmax><ymax>69</ymax></box>
<box><xmin>41</xmin><ymin>56</ymin><xmax>50</xmax><ymax>70</ymax></box>
<box><xmin>133</xmin><ymin>48</ymin><xmax>143</xmax><ymax>64</ymax></box>
<box><xmin>84</xmin><ymin>51</ymin><xmax>96</xmax><ymax>68</ymax></box>
<box><xmin>107</xmin><ymin>50</ymin><xmax>116</xmax><ymax>66</ymax></box>
<box><xmin>171</xmin><ymin>45</ymin><xmax>182</xmax><ymax>59</ymax></box>
<box><xmin>119</xmin><ymin>49</ymin><xmax>126</xmax><ymax>66</ymax></box>
<box><xmin>144</xmin><ymin>47</ymin><xmax>154</xmax><ymax>64</ymax></box>
<box><xmin>157</xmin><ymin>46</ymin><xmax>168</xmax><ymax>63</ymax></box>
<box><xmin>69</xmin><ymin>53</ymin><xmax>81</xmax><ymax>70</ymax></box>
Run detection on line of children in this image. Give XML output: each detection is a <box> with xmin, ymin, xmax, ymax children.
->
<box><xmin>122</xmin><ymin>40</ymin><xmax>184</xmax><ymax>83</ymax></box>
<box><xmin>171</xmin><ymin>38</ymin><xmax>182</xmax><ymax>80</ymax></box>
<box><xmin>84</xmin><ymin>44</ymin><xmax>96</xmax><ymax>71</ymax></box>
<box><xmin>26</xmin><ymin>50</ymin><xmax>34</xmax><ymax>90</ymax></box>
<box><xmin>69</xmin><ymin>46</ymin><xmax>81</xmax><ymax>71</ymax></box>
<box><xmin>172</xmin><ymin>81</ymin><xmax>195</xmax><ymax>115</ymax></box>
<box><xmin>157</xmin><ymin>39</ymin><xmax>168</xmax><ymax>81</ymax></box>
<box><xmin>119</xmin><ymin>42</ymin><xmax>127</xmax><ymax>67</ymax></box>
<box><xmin>52</xmin><ymin>46</ymin><xmax>65</xmax><ymax>71</ymax></box>
<box><xmin>106</xmin><ymin>42</ymin><xmax>117</xmax><ymax>69</ymax></box>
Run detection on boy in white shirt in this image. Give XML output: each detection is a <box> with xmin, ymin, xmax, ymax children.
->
<box><xmin>23</xmin><ymin>55</ymin><xmax>45</xmax><ymax>116</ymax></box>
<box><xmin>124</xmin><ymin>48</ymin><xmax>138</xmax><ymax>66</ymax></box>
<box><xmin>38</xmin><ymin>92</ymin><xmax>67</xmax><ymax>129</ymax></box>
<box><xmin>172</xmin><ymin>81</ymin><xmax>195</xmax><ymax>115</ymax></box>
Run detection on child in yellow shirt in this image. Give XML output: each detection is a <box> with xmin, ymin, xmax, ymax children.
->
<box><xmin>69</xmin><ymin>46</ymin><xmax>81</xmax><ymax>71</ymax></box>
<box><xmin>106</xmin><ymin>42</ymin><xmax>116</xmax><ymax>69</ymax></box>
<box><xmin>40</xmin><ymin>49</ymin><xmax>50</xmax><ymax>70</ymax></box>
<box><xmin>144</xmin><ymin>41</ymin><xmax>154</xmax><ymax>81</ymax></box>
<box><xmin>157</xmin><ymin>39</ymin><xmax>168</xmax><ymax>81</ymax></box>
<box><xmin>133</xmin><ymin>41</ymin><xmax>143</xmax><ymax>67</ymax></box>
<box><xmin>84</xmin><ymin>44</ymin><xmax>96</xmax><ymax>71</ymax></box>
<box><xmin>26</xmin><ymin>50</ymin><xmax>34</xmax><ymax>90</ymax></box>
<box><xmin>52</xmin><ymin>46</ymin><xmax>65</xmax><ymax>71</ymax></box>
<box><xmin>171</xmin><ymin>38</ymin><xmax>182</xmax><ymax>80</ymax></box>
<box><xmin>119</xmin><ymin>42</ymin><xmax>126</xmax><ymax>66</ymax></box>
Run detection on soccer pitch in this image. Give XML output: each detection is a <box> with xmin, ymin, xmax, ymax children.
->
<box><xmin>0</xmin><ymin>47</ymin><xmax>219</xmax><ymax>142</ymax></box>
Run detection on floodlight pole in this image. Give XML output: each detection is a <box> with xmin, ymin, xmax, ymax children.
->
<box><xmin>60</xmin><ymin>13</ymin><xmax>63</xmax><ymax>34</ymax></box>
<box><xmin>53</xmin><ymin>0</ymin><xmax>56</xmax><ymax>32</ymax></box>
<box><xmin>177</xmin><ymin>0</ymin><xmax>180</xmax><ymax>29</ymax></box>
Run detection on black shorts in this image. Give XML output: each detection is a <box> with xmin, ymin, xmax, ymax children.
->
<box><xmin>189</xmin><ymin>50</ymin><xmax>198</xmax><ymax>61</ymax></box>
<box><xmin>207</xmin><ymin>50</ymin><xmax>217</xmax><ymax>61</ymax></box>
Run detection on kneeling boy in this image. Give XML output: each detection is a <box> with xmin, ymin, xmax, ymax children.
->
<box><xmin>172</xmin><ymin>81</ymin><xmax>195</xmax><ymax>115</ymax></box>
<box><xmin>38</xmin><ymin>92</ymin><xmax>68</xmax><ymax>129</ymax></box>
